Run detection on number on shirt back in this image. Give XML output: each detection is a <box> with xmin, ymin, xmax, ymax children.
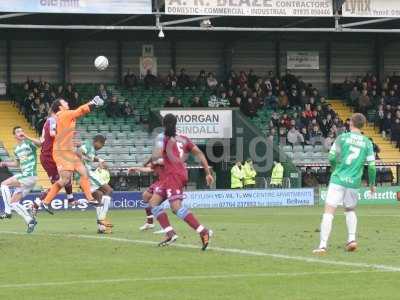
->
<box><xmin>346</xmin><ymin>145</ymin><xmax>361</xmax><ymax>165</ymax></box>
<box><xmin>177</xmin><ymin>142</ymin><xmax>184</xmax><ymax>159</ymax></box>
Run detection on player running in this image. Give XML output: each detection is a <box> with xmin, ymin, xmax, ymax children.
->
<box><xmin>39</xmin><ymin>107</ymin><xmax>74</xmax><ymax>208</ymax></box>
<box><xmin>147</xmin><ymin>113</ymin><xmax>214</xmax><ymax>250</ymax></box>
<box><xmin>313</xmin><ymin>113</ymin><xmax>376</xmax><ymax>255</ymax></box>
<box><xmin>78</xmin><ymin>135</ymin><xmax>113</xmax><ymax>234</ymax></box>
<box><xmin>37</xmin><ymin>96</ymin><xmax>104</xmax><ymax>211</ymax></box>
<box><xmin>0</xmin><ymin>126</ymin><xmax>41</xmax><ymax>233</ymax></box>
<box><xmin>128</xmin><ymin>162</ymin><xmax>164</xmax><ymax>232</ymax></box>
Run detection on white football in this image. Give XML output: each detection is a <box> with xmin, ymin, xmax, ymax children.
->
<box><xmin>94</xmin><ymin>56</ymin><xmax>109</xmax><ymax>71</ymax></box>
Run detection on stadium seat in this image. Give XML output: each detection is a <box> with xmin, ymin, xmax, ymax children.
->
<box><xmin>293</xmin><ymin>145</ymin><xmax>303</xmax><ymax>152</ymax></box>
<box><xmin>304</xmin><ymin>145</ymin><xmax>314</xmax><ymax>153</ymax></box>
<box><xmin>282</xmin><ymin>145</ymin><xmax>292</xmax><ymax>153</ymax></box>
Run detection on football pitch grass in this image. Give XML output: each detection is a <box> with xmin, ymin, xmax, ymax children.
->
<box><xmin>1</xmin><ymin>206</ymin><xmax>400</xmax><ymax>300</ymax></box>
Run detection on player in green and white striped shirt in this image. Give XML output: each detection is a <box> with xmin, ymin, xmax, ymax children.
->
<box><xmin>78</xmin><ymin>135</ymin><xmax>113</xmax><ymax>234</ymax></box>
<box><xmin>313</xmin><ymin>113</ymin><xmax>376</xmax><ymax>255</ymax></box>
<box><xmin>0</xmin><ymin>126</ymin><xmax>42</xmax><ymax>233</ymax></box>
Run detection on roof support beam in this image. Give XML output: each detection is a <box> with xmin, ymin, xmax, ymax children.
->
<box><xmin>0</xmin><ymin>23</ymin><xmax>400</xmax><ymax>34</ymax></box>
<box><xmin>160</xmin><ymin>16</ymin><xmax>220</xmax><ymax>26</ymax></box>
<box><xmin>341</xmin><ymin>17</ymin><xmax>397</xmax><ymax>28</ymax></box>
<box><xmin>0</xmin><ymin>13</ymin><xmax>33</xmax><ymax>20</ymax></box>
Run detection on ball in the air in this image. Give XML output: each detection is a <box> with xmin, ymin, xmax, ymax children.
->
<box><xmin>94</xmin><ymin>56</ymin><xmax>109</xmax><ymax>71</ymax></box>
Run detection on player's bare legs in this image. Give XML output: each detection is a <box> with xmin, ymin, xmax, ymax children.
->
<box><xmin>140</xmin><ymin>191</ymin><xmax>155</xmax><ymax>231</ymax></box>
<box><xmin>344</xmin><ymin>207</ymin><xmax>358</xmax><ymax>252</ymax></box>
<box><xmin>75</xmin><ymin>162</ymin><xmax>98</xmax><ymax>205</ymax></box>
<box><xmin>313</xmin><ymin>204</ymin><xmax>336</xmax><ymax>255</ymax></box>
<box><xmin>170</xmin><ymin>199</ymin><xmax>212</xmax><ymax>251</ymax></box>
<box><xmin>43</xmin><ymin>170</ymin><xmax>73</xmax><ymax>205</ymax></box>
<box><xmin>93</xmin><ymin>188</ymin><xmax>113</xmax><ymax>234</ymax></box>
<box><xmin>148</xmin><ymin>194</ymin><xmax>178</xmax><ymax>246</ymax></box>
<box><xmin>1</xmin><ymin>177</ymin><xmax>36</xmax><ymax>233</ymax></box>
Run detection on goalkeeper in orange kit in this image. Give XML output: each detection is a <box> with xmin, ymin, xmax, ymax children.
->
<box><xmin>35</xmin><ymin>96</ymin><xmax>104</xmax><ymax>213</ymax></box>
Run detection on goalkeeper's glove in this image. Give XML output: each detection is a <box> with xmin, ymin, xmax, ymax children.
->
<box><xmin>89</xmin><ymin>96</ymin><xmax>104</xmax><ymax>107</ymax></box>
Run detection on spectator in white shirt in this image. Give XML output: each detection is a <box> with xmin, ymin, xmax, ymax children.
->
<box><xmin>207</xmin><ymin>72</ymin><xmax>218</xmax><ymax>89</ymax></box>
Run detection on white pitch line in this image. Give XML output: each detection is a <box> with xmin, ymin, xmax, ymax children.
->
<box><xmin>0</xmin><ymin>270</ymin><xmax>382</xmax><ymax>289</ymax></box>
<box><xmin>2</xmin><ymin>231</ymin><xmax>400</xmax><ymax>272</ymax></box>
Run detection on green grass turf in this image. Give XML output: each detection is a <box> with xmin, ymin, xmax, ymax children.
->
<box><xmin>1</xmin><ymin>206</ymin><xmax>400</xmax><ymax>300</ymax></box>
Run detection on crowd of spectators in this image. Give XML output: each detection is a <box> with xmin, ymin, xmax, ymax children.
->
<box><xmin>154</xmin><ymin>68</ymin><xmax>339</xmax><ymax>149</ymax></box>
<box><xmin>342</xmin><ymin>72</ymin><xmax>400</xmax><ymax>148</ymax></box>
<box><xmin>16</xmin><ymin>78</ymin><xmax>136</xmax><ymax>134</ymax></box>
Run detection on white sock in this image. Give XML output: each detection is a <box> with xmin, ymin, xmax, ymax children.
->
<box><xmin>345</xmin><ymin>211</ymin><xmax>357</xmax><ymax>243</ymax></box>
<box><xmin>319</xmin><ymin>213</ymin><xmax>334</xmax><ymax>249</ymax></box>
<box><xmin>11</xmin><ymin>202</ymin><xmax>32</xmax><ymax>225</ymax></box>
<box><xmin>1</xmin><ymin>185</ymin><xmax>12</xmax><ymax>214</ymax></box>
<box><xmin>97</xmin><ymin>195</ymin><xmax>111</xmax><ymax>221</ymax></box>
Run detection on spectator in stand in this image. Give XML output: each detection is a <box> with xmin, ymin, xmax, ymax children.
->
<box><xmin>382</xmin><ymin>112</ymin><xmax>392</xmax><ymax>138</ymax></box>
<box><xmin>349</xmin><ymin>86</ymin><xmax>360</xmax><ymax>107</ymax></box>
<box><xmin>393</xmin><ymin>84</ymin><xmax>400</xmax><ymax>97</ymax></box>
<box><xmin>391</xmin><ymin>118</ymin><xmax>400</xmax><ymax>146</ymax></box>
<box><xmin>304</xmin><ymin>104</ymin><xmax>314</xmax><ymax>119</ymax></box>
<box><xmin>247</xmin><ymin>69</ymin><xmax>258</xmax><ymax>89</ymax></box>
<box><xmin>196</xmin><ymin>70</ymin><xmax>207</xmax><ymax>89</ymax></box>
<box><xmin>106</xmin><ymin>95</ymin><xmax>121</xmax><ymax>118</ymax></box>
<box><xmin>358</xmin><ymin>89</ymin><xmax>371</xmax><ymax>116</ymax></box>
<box><xmin>323</xmin><ymin>132</ymin><xmax>335</xmax><ymax>151</ymax></box>
<box><xmin>30</xmin><ymin>97</ymin><xmax>41</xmax><ymax>128</ymax></box>
<box><xmin>287</xmin><ymin>126</ymin><xmax>304</xmax><ymax>146</ymax></box>
<box><xmin>270</xmin><ymin>111</ymin><xmax>280</xmax><ymax>128</ymax></box>
<box><xmin>124</xmin><ymin>70</ymin><xmax>137</xmax><ymax>88</ymax></box>
<box><xmin>98</xmin><ymin>84</ymin><xmax>110</xmax><ymax>101</ymax></box>
<box><xmin>69</xmin><ymin>91</ymin><xmax>80</xmax><ymax>110</ymax></box>
<box><xmin>251</xmin><ymin>91</ymin><xmax>262</xmax><ymax>108</ymax></box>
<box><xmin>144</xmin><ymin>69</ymin><xmax>158</xmax><ymax>89</ymax></box>
<box><xmin>208</xmin><ymin>93</ymin><xmax>230</xmax><ymax>108</ymax></box>
<box><xmin>48</xmin><ymin>91</ymin><xmax>56</xmax><ymax>106</ymax></box>
<box><xmin>280</xmin><ymin>113</ymin><xmax>292</xmax><ymax>130</ymax></box>
<box><xmin>175</xmin><ymin>98</ymin><xmax>183</xmax><ymax>108</ymax></box>
<box><xmin>227</xmin><ymin>89</ymin><xmax>235</xmax><ymax>105</ymax></box>
<box><xmin>56</xmin><ymin>85</ymin><xmax>64</xmax><ymax>98</ymax></box>
<box><xmin>319</xmin><ymin>118</ymin><xmax>331</xmax><ymax>137</ymax></box>
<box><xmin>279</xmin><ymin>127</ymin><xmax>287</xmax><ymax>145</ymax></box>
<box><xmin>288</xmin><ymin>88</ymin><xmax>299</xmax><ymax>107</ymax></box>
<box><xmin>370</xmin><ymin>90</ymin><xmax>379</xmax><ymax>106</ymax></box>
<box><xmin>121</xmin><ymin>100</ymin><xmax>134</xmax><ymax>117</ymax></box>
<box><xmin>165</xmin><ymin>69</ymin><xmax>178</xmax><ymax>89</ymax></box>
<box><xmin>310</xmin><ymin>124</ymin><xmax>324</xmax><ymax>145</ymax></box>
<box><xmin>388</xmin><ymin>89</ymin><xmax>399</xmax><ymax>106</ymax></box>
<box><xmin>231</xmin><ymin>96</ymin><xmax>241</xmax><ymax>108</ymax></box>
<box><xmin>267</xmin><ymin>127</ymin><xmax>279</xmax><ymax>145</ymax></box>
<box><xmin>264</xmin><ymin>90</ymin><xmax>278</xmax><ymax>109</ymax></box>
<box><xmin>302</xmin><ymin>167</ymin><xmax>319</xmax><ymax>187</ymax></box>
<box><xmin>178</xmin><ymin>68</ymin><xmax>192</xmax><ymax>89</ymax></box>
<box><xmin>207</xmin><ymin>72</ymin><xmax>218</xmax><ymax>90</ymax></box>
<box><xmin>35</xmin><ymin>103</ymin><xmax>48</xmax><ymax>133</ymax></box>
<box><xmin>65</xmin><ymin>84</ymin><xmax>74</xmax><ymax>102</ymax></box>
<box><xmin>164</xmin><ymin>96</ymin><xmax>175</xmax><ymax>108</ymax></box>
<box><xmin>241</xmin><ymin>97</ymin><xmax>258</xmax><ymax>118</ymax></box>
<box><xmin>375</xmin><ymin>104</ymin><xmax>385</xmax><ymax>134</ymax></box>
<box><xmin>301</xmin><ymin>127</ymin><xmax>311</xmax><ymax>145</ymax></box>
<box><xmin>238</xmin><ymin>71</ymin><xmax>248</xmax><ymax>89</ymax></box>
<box><xmin>282</xmin><ymin>69</ymin><xmax>297</xmax><ymax>90</ymax></box>
<box><xmin>191</xmin><ymin>96</ymin><xmax>204</xmax><ymax>107</ymax></box>
<box><xmin>225</xmin><ymin>77</ymin><xmax>236</xmax><ymax>92</ymax></box>
<box><xmin>299</xmin><ymin>89</ymin><xmax>309</xmax><ymax>107</ymax></box>
<box><xmin>278</xmin><ymin>90</ymin><xmax>289</xmax><ymax>110</ymax></box>
<box><xmin>38</xmin><ymin>92</ymin><xmax>48</xmax><ymax>108</ymax></box>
